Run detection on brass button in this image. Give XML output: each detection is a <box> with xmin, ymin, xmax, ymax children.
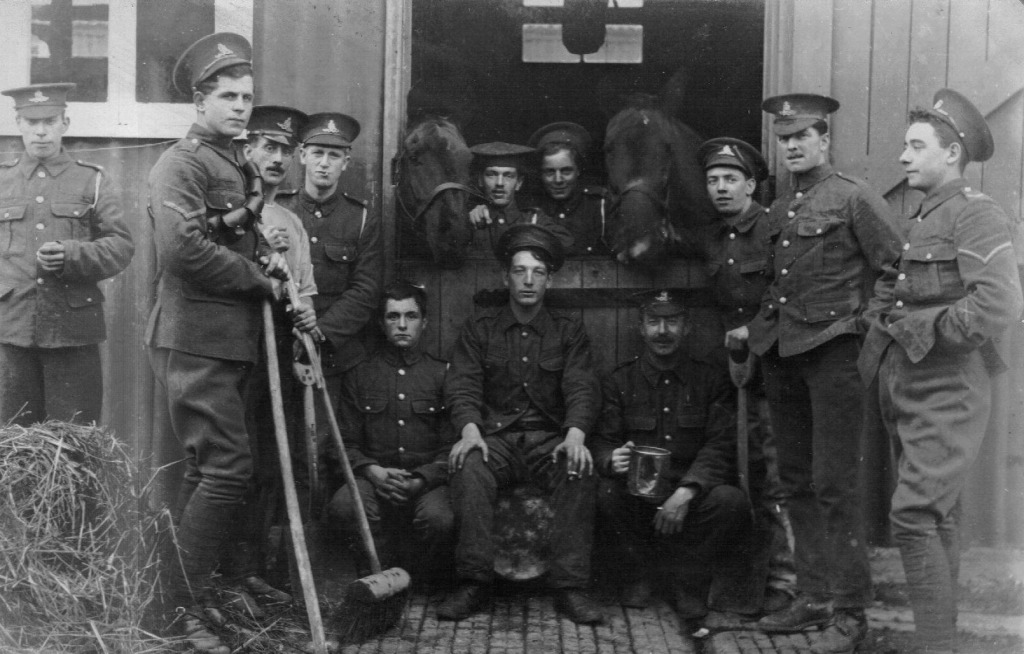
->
<box><xmin>787</xmin><ymin>210</ymin><xmax>795</xmax><ymax>218</ymax></box>
<box><xmin>781</xmin><ymin>269</ymin><xmax>788</xmax><ymax>276</ymax></box>
<box><xmin>898</xmin><ymin>273</ymin><xmax>906</xmax><ymax>280</ymax></box>
<box><xmin>779</xmin><ymin>297</ymin><xmax>787</xmax><ymax>304</ymax></box>
<box><xmin>782</xmin><ymin>240</ymin><xmax>790</xmax><ymax>248</ymax></box>
<box><xmin>903</xmin><ymin>243</ymin><xmax>910</xmax><ymax>251</ymax></box>
<box><xmin>896</xmin><ymin>300</ymin><xmax>904</xmax><ymax>308</ymax></box>
<box><xmin>926</xmin><ymin>253</ymin><xmax>932</xmax><ymax>260</ymax></box>
<box><xmin>796</xmin><ymin>192</ymin><xmax>803</xmax><ymax>198</ymax></box>
<box><xmin>398</xmin><ymin>393</ymin><xmax>405</xmax><ymax>400</ymax></box>
<box><xmin>36</xmin><ymin>278</ymin><xmax>44</xmax><ymax>285</ymax></box>
<box><xmin>37</xmin><ymin>171</ymin><xmax>45</xmax><ymax>178</ymax></box>
<box><xmin>398</xmin><ymin>369</ymin><xmax>406</xmax><ymax>376</ymax></box>
<box><xmin>315</xmin><ymin>211</ymin><xmax>322</xmax><ymax>218</ymax></box>
<box><xmin>663</xmin><ymin>407</ymin><xmax>670</xmax><ymax>413</ymax></box>
<box><xmin>727</xmin><ymin>258</ymin><xmax>735</xmax><ymax>265</ymax></box>
<box><xmin>497</xmin><ymin>218</ymin><xmax>505</xmax><ymax>225</ymax></box>
<box><xmin>398</xmin><ymin>420</ymin><xmax>405</xmax><ymax>426</ymax></box>
<box><xmin>36</xmin><ymin>196</ymin><xmax>44</xmax><ymax>203</ymax></box>
<box><xmin>35</xmin><ymin>223</ymin><xmax>44</xmax><ymax>230</ymax></box>
<box><xmin>521</xmin><ymin>356</ymin><xmax>528</xmax><ymax>362</ymax></box>
<box><xmin>665</xmin><ymin>435</ymin><xmax>672</xmax><ymax>441</ymax></box>
<box><xmin>729</xmin><ymin>233</ymin><xmax>736</xmax><ymax>240</ymax></box>
<box><xmin>311</xmin><ymin>236</ymin><xmax>318</xmax><ymax>243</ymax></box>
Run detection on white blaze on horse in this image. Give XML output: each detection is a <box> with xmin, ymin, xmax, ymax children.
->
<box><xmin>393</xmin><ymin>117</ymin><xmax>484</xmax><ymax>268</ymax></box>
<box><xmin>603</xmin><ymin>96</ymin><xmax>715</xmax><ymax>266</ymax></box>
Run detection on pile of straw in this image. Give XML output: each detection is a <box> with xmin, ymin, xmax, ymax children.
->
<box><xmin>0</xmin><ymin>421</ymin><xmax>169</xmax><ymax>653</ymax></box>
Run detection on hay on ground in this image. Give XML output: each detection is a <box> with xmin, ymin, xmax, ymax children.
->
<box><xmin>0</xmin><ymin>420</ymin><xmax>171</xmax><ymax>653</ymax></box>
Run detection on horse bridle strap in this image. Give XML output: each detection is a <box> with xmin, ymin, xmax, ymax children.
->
<box><xmin>611</xmin><ymin>178</ymin><xmax>669</xmax><ymax>214</ymax></box>
<box><xmin>397</xmin><ymin>180</ymin><xmax>489</xmax><ymax>227</ymax></box>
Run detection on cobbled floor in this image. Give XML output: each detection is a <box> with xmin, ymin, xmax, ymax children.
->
<box><xmin>300</xmin><ymin>545</ymin><xmax>1023</xmax><ymax>654</ymax></box>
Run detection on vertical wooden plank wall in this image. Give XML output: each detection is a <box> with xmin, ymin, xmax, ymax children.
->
<box><xmin>766</xmin><ymin>0</ymin><xmax>1024</xmax><ymax>546</ymax></box>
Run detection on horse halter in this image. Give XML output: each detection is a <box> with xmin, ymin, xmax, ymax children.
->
<box><xmin>609</xmin><ymin>178</ymin><xmax>670</xmax><ymax>216</ymax></box>
<box><xmin>392</xmin><ymin>151</ymin><xmax>487</xmax><ymax>228</ymax></box>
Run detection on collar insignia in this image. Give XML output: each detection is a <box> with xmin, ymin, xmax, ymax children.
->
<box><xmin>29</xmin><ymin>90</ymin><xmax>49</xmax><ymax>103</ymax></box>
<box><xmin>277</xmin><ymin>117</ymin><xmax>293</xmax><ymax>133</ymax></box>
<box><xmin>322</xmin><ymin>120</ymin><xmax>341</xmax><ymax>134</ymax></box>
<box><xmin>779</xmin><ymin>101</ymin><xmax>795</xmax><ymax>117</ymax></box>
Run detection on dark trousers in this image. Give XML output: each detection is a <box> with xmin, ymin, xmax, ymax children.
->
<box><xmin>327</xmin><ymin>477</ymin><xmax>454</xmax><ymax>574</ymax></box>
<box><xmin>876</xmin><ymin>343</ymin><xmax>991</xmax><ymax>651</ymax></box>
<box><xmin>450</xmin><ymin>429</ymin><xmax>595</xmax><ymax>588</ymax></box>
<box><xmin>761</xmin><ymin>336</ymin><xmax>872</xmax><ymax>608</ymax></box>
<box><xmin>597</xmin><ymin>477</ymin><xmax>750</xmax><ymax>590</ymax></box>
<box><xmin>0</xmin><ymin>343</ymin><xmax>102</xmax><ymax>426</ymax></box>
<box><xmin>150</xmin><ymin>347</ymin><xmax>254</xmax><ymax>606</ymax></box>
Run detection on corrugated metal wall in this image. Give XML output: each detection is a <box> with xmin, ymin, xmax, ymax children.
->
<box><xmin>765</xmin><ymin>0</ymin><xmax>1024</xmax><ymax>546</ymax></box>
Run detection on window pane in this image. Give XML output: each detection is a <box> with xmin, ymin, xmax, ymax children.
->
<box><xmin>31</xmin><ymin>0</ymin><xmax>109</xmax><ymax>102</ymax></box>
<box><xmin>136</xmin><ymin>0</ymin><xmax>216</xmax><ymax>103</ymax></box>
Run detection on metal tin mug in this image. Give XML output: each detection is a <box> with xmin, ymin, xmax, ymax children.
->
<box><xmin>626</xmin><ymin>445</ymin><xmax>672</xmax><ymax>499</ymax></box>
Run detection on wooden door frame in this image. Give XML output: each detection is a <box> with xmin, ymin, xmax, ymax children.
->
<box><xmin>381</xmin><ymin>0</ymin><xmax>413</xmax><ymax>283</ymax></box>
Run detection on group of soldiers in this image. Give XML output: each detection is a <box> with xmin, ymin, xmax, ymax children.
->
<box><xmin>0</xmin><ymin>29</ymin><xmax>1020</xmax><ymax>654</ymax></box>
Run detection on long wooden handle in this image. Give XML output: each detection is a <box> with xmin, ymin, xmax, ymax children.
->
<box><xmin>263</xmin><ymin>301</ymin><xmax>327</xmax><ymax>654</ymax></box>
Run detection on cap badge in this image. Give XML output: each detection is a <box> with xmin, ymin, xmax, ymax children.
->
<box><xmin>934</xmin><ymin>99</ymin><xmax>944</xmax><ymax>110</ymax></box>
<box><xmin>719</xmin><ymin>144</ymin><xmax>736</xmax><ymax>157</ymax></box>
<box><xmin>213</xmin><ymin>43</ymin><xmax>235</xmax><ymax>60</ymax></box>
<box><xmin>28</xmin><ymin>90</ymin><xmax>49</xmax><ymax>103</ymax></box>
<box><xmin>322</xmin><ymin>120</ymin><xmax>341</xmax><ymax>134</ymax></box>
<box><xmin>779</xmin><ymin>101</ymin><xmax>795</xmax><ymax>117</ymax></box>
<box><xmin>277</xmin><ymin>117</ymin><xmax>293</xmax><ymax>133</ymax></box>
<box><xmin>655</xmin><ymin>291</ymin><xmax>669</xmax><ymax>303</ymax></box>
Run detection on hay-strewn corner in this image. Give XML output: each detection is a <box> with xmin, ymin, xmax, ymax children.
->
<box><xmin>0</xmin><ymin>420</ymin><xmax>172</xmax><ymax>653</ymax></box>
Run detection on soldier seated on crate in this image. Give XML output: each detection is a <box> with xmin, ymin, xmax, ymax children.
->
<box><xmin>465</xmin><ymin>142</ymin><xmax>574</xmax><ymax>254</ymax></box>
<box><xmin>325</xmin><ymin>281</ymin><xmax>455</xmax><ymax>586</ymax></box>
<box><xmin>438</xmin><ymin>224</ymin><xmax>604</xmax><ymax>625</ymax></box>
<box><xmin>590</xmin><ymin>289</ymin><xmax>751</xmax><ymax>623</ymax></box>
<box><xmin>527</xmin><ymin>121</ymin><xmax>610</xmax><ymax>256</ymax></box>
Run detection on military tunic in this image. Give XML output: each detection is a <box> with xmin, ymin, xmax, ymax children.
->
<box><xmin>0</xmin><ymin>149</ymin><xmax>133</xmax><ymax>424</ymax></box>
<box><xmin>860</xmin><ymin>179</ymin><xmax>1023</xmax><ymax>539</ymax></box>
<box><xmin>326</xmin><ymin>344</ymin><xmax>454</xmax><ymax>563</ymax></box>
<box><xmin>280</xmin><ymin>188</ymin><xmax>382</xmax><ymax>372</ymax></box>
<box><xmin>705</xmin><ymin>200</ymin><xmax>773</xmax><ymax>332</ymax></box>
<box><xmin>535</xmin><ymin>186</ymin><xmax>609</xmax><ymax>256</ymax></box>
<box><xmin>591</xmin><ymin>351</ymin><xmax>750</xmax><ymax>598</ymax></box>
<box><xmin>147</xmin><ymin>122</ymin><xmax>276</xmax><ymax>508</ymax></box>
<box><xmin>468</xmin><ymin>202</ymin><xmax>575</xmax><ymax>256</ymax></box>
<box><xmin>746</xmin><ymin>163</ymin><xmax>902</xmax><ymax>609</ymax></box>
<box><xmin>445</xmin><ymin>305</ymin><xmax>600</xmax><ymax>587</ymax></box>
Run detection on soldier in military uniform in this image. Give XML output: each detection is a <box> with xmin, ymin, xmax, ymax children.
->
<box><xmin>859</xmin><ymin>90</ymin><xmax>1023</xmax><ymax>654</ymax></box>
<box><xmin>438</xmin><ymin>224</ymin><xmax>603</xmax><ymax>624</ymax></box>
<box><xmin>225</xmin><ymin>105</ymin><xmax>319</xmax><ymax>610</ymax></box>
<box><xmin>528</xmin><ymin>122</ymin><xmax>609</xmax><ymax>256</ymax></box>
<box><xmin>146</xmin><ymin>33</ymin><xmax>294</xmax><ymax>654</ymax></box>
<box><xmin>698</xmin><ymin>137</ymin><xmax>796</xmax><ymax>614</ymax></box>
<box><xmin>325</xmin><ymin>281</ymin><xmax>454</xmax><ymax>583</ymax></box>
<box><xmin>0</xmin><ymin>83</ymin><xmax>133</xmax><ymax>426</ymax></box>
<box><xmin>465</xmin><ymin>142</ymin><xmax>573</xmax><ymax>253</ymax></box>
<box><xmin>747</xmin><ymin>94</ymin><xmax>903</xmax><ymax>653</ymax></box>
<box><xmin>279</xmin><ymin>112</ymin><xmax>383</xmax><ymax>477</ymax></box>
<box><xmin>591</xmin><ymin>289</ymin><xmax>749</xmax><ymax>622</ymax></box>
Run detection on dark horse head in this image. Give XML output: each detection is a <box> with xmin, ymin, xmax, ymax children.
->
<box><xmin>394</xmin><ymin>117</ymin><xmax>480</xmax><ymax>269</ymax></box>
<box><xmin>604</xmin><ymin>98</ymin><xmax>715</xmax><ymax>266</ymax></box>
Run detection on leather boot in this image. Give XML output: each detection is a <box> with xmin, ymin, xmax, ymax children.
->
<box><xmin>621</xmin><ymin>577</ymin><xmax>653</xmax><ymax>609</ymax></box>
<box><xmin>810</xmin><ymin>608</ymin><xmax>867</xmax><ymax>654</ymax></box>
<box><xmin>757</xmin><ymin>595</ymin><xmax>832</xmax><ymax>632</ymax></box>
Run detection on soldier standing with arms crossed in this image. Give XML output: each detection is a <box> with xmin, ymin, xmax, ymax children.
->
<box><xmin>860</xmin><ymin>89</ymin><xmax>1023</xmax><ymax>654</ymax></box>
<box><xmin>0</xmin><ymin>83</ymin><xmax>133</xmax><ymax>426</ymax></box>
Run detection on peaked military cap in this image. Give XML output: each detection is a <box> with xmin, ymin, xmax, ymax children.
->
<box><xmin>301</xmin><ymin>112</ymin><xmax>361</xmax><ymax>148</ymax></box>
<box><xmin>2</xmin><ymin>83</ymin><xmax>75</xmax><ymax>119</ymax></box>
<box><xmin>528</xmin><ymin>122</ymin><xmax>592</xmax><ymax>153</ymax></box>
<box><xmin>762</xmin><ymin>93</ymin><xmax>840</xmax><ymax>137</ymax></box>
<box><xmin>173</xmin><ymin>32</ymin><xmax>252</xmax><ymax>95</ymax></box>
<box><xmin>247</xmin><ymin>105</ymin><xmax>308</xmax><ymax>146</ymax></box>
<box><xmin>699</xmin><ymin>137</ymin><xmax>768</xmax><ymax>182</ymax></box>
<box><xmin>494</xmin><ymin>223</ymin><xmax>566</xmax><ymax>272</ymax></box>
<box><xmin>927</xmin><ymin>88</ymin><xmax>994</xmax><ymax>163</ymax></box>
<box><xmin>633</xmin><ymin>289</ymin><xmax>687</xmax><ymax>317</ymax></box>
<box><xmin>471</xmin><ymin>142</ymin><xmax>536</xmax><ymax>170</ymax></box>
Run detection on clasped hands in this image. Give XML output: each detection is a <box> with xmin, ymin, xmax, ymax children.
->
<box><xmin>365</xmin><ymin>465</ymin><xmax>426</xmax><ymax>504</ymax></box>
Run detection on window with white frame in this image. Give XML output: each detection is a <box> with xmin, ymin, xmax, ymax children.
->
<box><xmin>0</xmin><ymin>0</ymin><xmax>253</xmax><ymax>138</ymax></box>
